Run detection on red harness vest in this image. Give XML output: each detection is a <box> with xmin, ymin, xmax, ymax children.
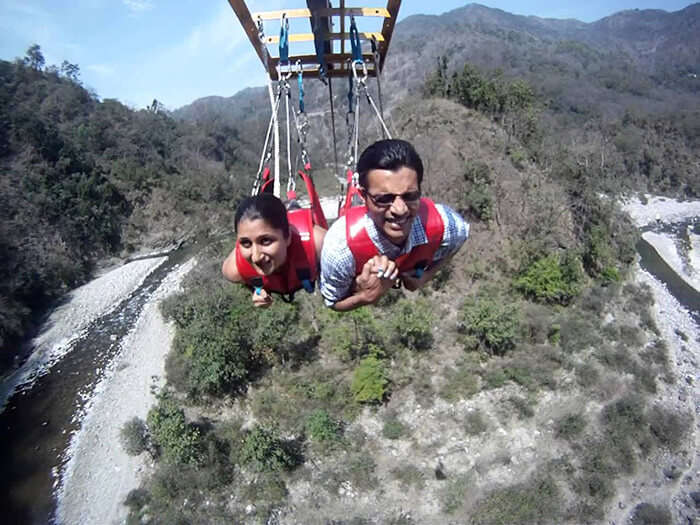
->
<box><xmin>345</xmin><ymin>198</ymin><xmax>445</xmax><ymax>276</ymax></box>
<box><xmin>235</xmin><ymin>207</ymin><xmax>317</xmax><ymax>297</ymax></box>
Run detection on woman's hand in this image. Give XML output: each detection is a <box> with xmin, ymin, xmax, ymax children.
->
<box><xmin>252</xmin><ymin>287</ymin><xmax>273</xmax><ymax>308</ymax></box>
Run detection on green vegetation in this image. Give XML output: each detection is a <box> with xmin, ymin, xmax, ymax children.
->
<box><xmin>554</xmin><ymin>413</ymin><xmax>586</xmax><ymax>440</ymax></box>
<box><xmin>351</xmin><ymin>355</ymin><xmax>388</xmax><ymax>403</ymax></box>
<box><xmin>382</xmin><ymin>413</ymin><xmax>408</xmax><ymax>440</ymax></box>
<box><xmin>0</xmin><ymin>46</ymin><xmax>252</xmax><ymax>366</ymax></box>
<box><xmin>305</xmin><ymin>409</ymin><xmax>342</xmax><ymax>445</ymax></box>
<box><xmin>119</xmin><ymin>417</ymin><xmax>149</xmax><ymax>456</ymax></box>
<box><xmin>464</xmin><ymin>410</ymin><xmax>489</xmax><ymax>435</ymax></box>
<box><xmin>459</xmin><ymin>292</ymin><xmax>520</xmax><ymax>355</ymax></box>
<box><xmin>469</xmin><ymin>476</ymin><xmax>560</xmax><ymax>524</ymax></box>
<box><xmin>239</xmin><ymin>425</ymin><xmax>299</xmax><ymax>472</ymax></box>
<box><xmin>146</xmin><ymin>394</ymin><xmax>201</xmax><ymax>465</ymax></box>
<box><xmin>630</xmin><ymin>503</ymin><xmax>672</xmax><ymax>525</ymax></box>
<box><xmin>514</xmin><ymin>252</ymin><xmax>583</xmax><ymax>305</ymax></box>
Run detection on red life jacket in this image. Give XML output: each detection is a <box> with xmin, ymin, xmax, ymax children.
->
<box><xmin>235</xmin><ymin>207</ymin><xmax>317</xmax><ymax>297</ymax></box>
<box><xmin>345</xmin><ymin>198</ymin><xmax>445</xmax><ymax>276</ymax></box>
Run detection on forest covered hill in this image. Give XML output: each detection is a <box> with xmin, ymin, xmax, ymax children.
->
<box><xmin>0</xmin><ymin>50</ymin><xmax>258</xmax><ymax>367</ymax></box>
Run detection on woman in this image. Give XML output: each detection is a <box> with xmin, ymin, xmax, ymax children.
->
<box><xmin>222</xmin><ymin>193</ymin><xmax>326</xmax><ymax>307</ymax></box>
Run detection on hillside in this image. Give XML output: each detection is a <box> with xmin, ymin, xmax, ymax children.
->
<box><xmin>120</xmin><ymin>94</ymin><xmax>696</xmax><ymax>524</ymax></box>
<box><xmin>176</xmin><ymin>3</ymin><xmax>699</xmax><ymax>199</ymax></box>
<box><xmin>0</xmin><ymin>53</ymin><xmax>257</xmax><ymax>368</ymax></box>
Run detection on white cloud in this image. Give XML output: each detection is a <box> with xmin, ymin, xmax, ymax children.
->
<box><xmin>86</xmin><ymin>64</ymin><xmax>116</xmax><ymax>76</ymax></box>
<box><xmin>122</xmin><ymin>0</ymin><xmax>154</xmax><ymax>14</ymax></box>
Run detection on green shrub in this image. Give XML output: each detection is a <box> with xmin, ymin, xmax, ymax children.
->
<box><xmin>441</xmin><ymin>359</ymin><xmax>481</xmax><ymax>401</ymax></box>
<box><xmin>240</xmin><ymin>474</ymin><xmax>288</xmax><ymax>512</ymax></box>
<box><xmin>514</xmin><ymin>252</ymin><xmax>583</xmax><ymax>305</ymax></box>
<box><xmin>305</xmin><ymin>409</ymin><xmax>342</xmax><ymax>444</ymax></box>
<box><xmin>164</xmin><ymin>285</ymin><xmax>259</xmax><ymax>398</ymax></box>
<box><xmin>554</xmin><ymin>413</ymin><xmax>586</xmax><ymax>440</ymax></box>
<box><xmin>648</xmin><ymin>406</ymin><xmax>690</xmax><ymax>451</ymax></box>
<box><xmin>464</xmin><ymin>411</ymin><xmax>488</xmax><ymax>435</ymax></box>
<box><xmin>382</xmin><ymin>415</ymin><xmax>408</xmax><ymax>440</ymax></box>
<box><xmin>120</xmin><ymin>417</ymin><xmax>149</xmax><ymax>456</ymax></box>
<box><xmin>463</xmin><ymin>161</ymin><xmax>494</xmax><ymax>221</ymax></box>
<box><xmin>320</xmin><ymin>307</ymin><xmax>381</xmax><ymax>361</ymax></box>
<box><xmin>441</xmin><ymin>474</ymin><xmax>475</xmax><ymax>514</ymax></box>
<box><xmin>239</xmin><ymin>426</ymin><xmax>299</xmax><ymax>472</ymax></box>
<box><xmin>391</xmin><ymin>464</ymin><xmax>426</xmax><ymax>489</ymax></box>
<box><xmin>599</xmin><ymin>396</ymin><xmax>650</xmax><ymax>472</ymax></box>
<box><xmin>389</xmin><ymin>298</ymin><xmax>434</xmax><ymax>351</ymax></box>
<box><xmin>520</xmin><ymin>302</ymin><xmax>556</xmax><ymax>344</ymax></box>
<box><xmin>600</xmin><ymin>266</ymin><xmax>621</xmax><ymax>282</ymax></box>
<box><xmin>629</xmin><ymin>503</ymin><xmax>672</xmax><ymax>525</ymax></box>
<box><xmin>351</xmin><ymin>355</ymin><xmax>388</xmax><ymax>403</ymax></box>
<box><xmin>460</xmin><ymin>294</ymin><xmax>520</xmax><ymax>355</ymax></box>
<box><xmin>575</xmin><ymin>362</ymin><xmax>600</xmax><ymax>388</ymax></box>
<box><xmin>147</xmin><ymin>394</ymin><xmax>201</xmax><ymax>465</ymax></box>
<box><xmin>508</xmin><ymin>396</ymin><xmax>535</xmax><ymax>419</ymax></box>
<box><xmin>559</xmin><ymin>312</ymin><xmax>601</xmax><ymax>353</ymax></box>
<box><xmin>470</xmin><ymin>476</ymin><xmax>560</xmax><ymax>524</ymax></box>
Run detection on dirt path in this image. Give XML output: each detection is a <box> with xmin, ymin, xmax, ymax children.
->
<box><xmin>55</xmin><ymin>258</ymin><xmax>197</xmax><ymax>525</ymax></box>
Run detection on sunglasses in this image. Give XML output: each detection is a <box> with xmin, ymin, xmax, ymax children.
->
<box><xmin>364</xmin><ymin>190</ymin><xmax>421</xmax><ymax>207</ymax></box>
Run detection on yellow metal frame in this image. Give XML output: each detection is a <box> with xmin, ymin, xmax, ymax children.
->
<box><xmin>226</xmin><ymin>0</ymin><xmax>401</xmax><ymax>80</ymax></box>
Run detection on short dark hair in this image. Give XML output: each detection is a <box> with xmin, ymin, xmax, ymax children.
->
<box><xmin>235</xmin><ymin>194</ymin><xmax>290</xmax><ymax>238</ymax></box>
<box><xmin>356</xmin><ymin>139</ymin><xmax>424</xmax><ymax>189</ymax></box>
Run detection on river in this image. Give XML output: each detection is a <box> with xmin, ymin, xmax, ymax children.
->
<box><xmin>0</xmin><ymin>247</ymin><xmax>194</xmax><ymax>525</ymax></box>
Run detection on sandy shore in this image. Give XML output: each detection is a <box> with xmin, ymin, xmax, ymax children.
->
<box><xmin>0</xmin><ymin>257</ymin><xmax>166</xmax><ymax>412</ymax></box>
<box><xmin>55</xmin><ymin>257</ymin><xmax>197</xmax><ymax>525</ymax></box>
<box><xmin>642</xmin><ymin>231</ymin><xmax>700</xmax><ymax>292</ymax></box>
<box><xmin>621</xmin><ymin>194</ymin><xmax>700</xmax><ymax>227</ymax></box>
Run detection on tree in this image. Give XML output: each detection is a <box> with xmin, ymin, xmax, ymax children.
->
<box><xmin>23</xmin><ymin>44</ymin><xmax>45</xmax><ymax>70</ymax></box>
<box><xmin>60</xmin><ymin>60</ymin><xmax>81</xmax><ymax>83</ymax></box>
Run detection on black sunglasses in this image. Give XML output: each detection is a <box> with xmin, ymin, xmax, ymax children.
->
<box><xmin>364</xmin><ymin>190</ymin><xmax>421</xmax><ymax>207</ymax></box>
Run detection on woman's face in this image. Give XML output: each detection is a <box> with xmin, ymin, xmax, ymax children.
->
<box><xmin>236</xmin><ymin>218</ymin><xmax>291</xmax><ymax>276</ymax></box>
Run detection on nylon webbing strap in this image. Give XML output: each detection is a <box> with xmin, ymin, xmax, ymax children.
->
<box><xmin>298</xmin><ymin>66</ymin><xmax>304</xmax><ymax>113</ymax></box>
<box><xmin>312</xmin><ymin>14</ymin><xmax>328</xmax><ymax>82</ymax></box>
<box><xmin>350</xmin><ymin>17</ymin><xmax>362</xmax><ymax>63</ymax></box>
<box><xmin>279</xmin><ymin>16</ymin><xmax>289</xmax><ymax>66</ymax></box>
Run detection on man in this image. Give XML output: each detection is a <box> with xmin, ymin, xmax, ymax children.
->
<box><xmin>320</xmin><ymin>139</ymin><xmax>469</xmax><ymax>311</ymax></box>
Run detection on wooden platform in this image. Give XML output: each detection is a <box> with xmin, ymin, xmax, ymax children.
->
<box><xmin>226</xmin><ymin>0</ymin><xmax>401</xmax><ymax>80</ymax></box>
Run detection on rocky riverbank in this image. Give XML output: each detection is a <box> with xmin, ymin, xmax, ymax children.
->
<box><xmin>0</xmin><ymin>257</ymin><xmax>167</xmax><ymax>412</ymax></box>
<box><xmin>55</xmin><ymin>257</ymin><xmax>197</xmax><ymax>525</ymax></box>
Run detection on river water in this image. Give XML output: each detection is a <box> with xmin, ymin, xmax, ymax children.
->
<box><xmin>638</xmin><ymin>218</ymin><xmax>700</xmax><ymax>324</ymax></box>
<box><xmin>0</xmin><ymin>248</ymin><xmax>192</xmax><ymax>525</ymax></box>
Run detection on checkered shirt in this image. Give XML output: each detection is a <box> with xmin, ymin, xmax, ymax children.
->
<box><xmin>320</xmin><ymin>203</ymin><xmax>469</xmax><ymax>305</ymax></box>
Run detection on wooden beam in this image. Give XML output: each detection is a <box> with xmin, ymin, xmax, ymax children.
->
<box><xmin>269</xmin><ymin>52</ymin><xmax>374</xmax><ymax>68</ymax></box>
<box><xmin>252</xmin><ymin>7</ymin><xmax>390</xmax><ymax>20</ymax></box>
<box><xmin>264</xmin><ymin>31</ymin><xmax>384</xmax><ymax>44</ymax></box>
<box><xmin>226</xmin><ymin>0</ymin><xmax>278</xmax><ymax>80</ymax></box>
<box><xmin>276</xmin><ymin>66</ymin><xmax>378</xmax><ymax>79</ymax></box>
<box><xmin>379</xmin><ymin>0</ymin><xmax>401</xmax><ymax>71</ymax></box>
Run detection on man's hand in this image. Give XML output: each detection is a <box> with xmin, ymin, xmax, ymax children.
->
<box><xmin>353</xmin><ymin>255</ymin><xmax>398</xmax><ymax>303</ymax></box>
<box><xmin>252</xmin><ymin>287</ymin><xmax>273</xmax><ymax>308</ymax></box>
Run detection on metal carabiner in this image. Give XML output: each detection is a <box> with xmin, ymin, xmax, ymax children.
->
<box><xmin>352</xmin><ymin>59</ymin><xmax>368</xmax><ymax>86</ymax></box>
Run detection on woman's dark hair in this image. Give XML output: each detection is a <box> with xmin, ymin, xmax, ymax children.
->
<box><xmin>235</xmin><ymin>194</ymin><xmax>290</xmax><ymax>237</ymax></box>
<box><xmin>356</xmin><ymin>139</ymin><xmax>424</xmax><ymax>189</ymax></box>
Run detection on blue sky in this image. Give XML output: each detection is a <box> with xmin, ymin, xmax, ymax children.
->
<box><xmin>0</xmin><ymin>1</ymin><xmax>695</xmax><ymax>110</ymax></box>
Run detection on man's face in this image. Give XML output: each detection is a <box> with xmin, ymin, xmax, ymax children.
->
<box><xmin>362</xmin><ymin>166</ymin><xmax>421</xmax><ymax>246</ymax></box>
